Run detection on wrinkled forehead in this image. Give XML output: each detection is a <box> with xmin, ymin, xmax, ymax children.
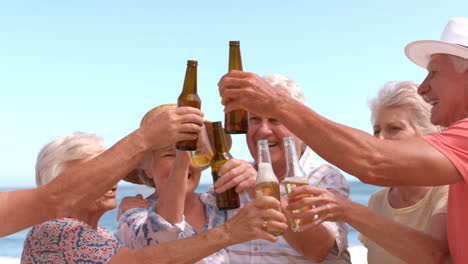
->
<box><xmin>154</xmin><ymin>144</ymin><xmax>176</xmax><ymax>153</ymax></box>
<box><xmin>248</xmin><ymin>112</ymin><xmax>275</xmax><ymax>120</ymax></box>
<box><xmin>428</xmin><ymin>54</ymin><xmax>452</xmax><ymax>67</ymax></box>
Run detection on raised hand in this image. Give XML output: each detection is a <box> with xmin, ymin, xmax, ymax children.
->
<box><xmin>286</xmin><ymin>185</ymin><xmax>353</xmax><ymax>231</ymax></box>
<box><xmin>141</xmin><ymin>107</ymin><xmax>204</xmax><ymax>150</ymax></box>
<box><xmin>218</xmin><ymin>71</ymin><xmax>295</xmax><ymax>118</ymax></box>
<box><xmin>223</xmin><ymin>196</ymin><xmax>288</xmax><ymax>243</ymax></box>
<box><xmin>214</xmin><ymin>159</ymin><xmax>256</xmax><ymax>197</ymax></box>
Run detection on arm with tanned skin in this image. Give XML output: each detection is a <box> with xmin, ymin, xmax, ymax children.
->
<box><xmin>110</xmin><ymin>196</ymin><xmax>289</xmax><ymax>264</ymax></box>
<box><xmin>280</xmin><ymin>197</ymin><xmax>336</xmax><ymax>262</ymax></box>
<box><xmin>155</xmin><ymin>150</ymin><xmax>190</xmax><ymax>223</ymax></box>
<box><xmin>218</xmin><ymin>71</ymin><xmax>462</xmax><ymax>187</ymax></box>
<box><xmin>288</xmin><ymin>186</ymin><xmax>450</xmax><ymax>264</ymax></box>
<box><xmin>0</xmin><ymin>107</ymin><xmax>204</xmax><ymax>238</ymax></box>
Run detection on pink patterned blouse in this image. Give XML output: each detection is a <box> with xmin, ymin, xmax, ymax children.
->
<box><xmin>21</xmin><ymin>217</ymin><xmax>120</xmax><ymax>264</ymax></box>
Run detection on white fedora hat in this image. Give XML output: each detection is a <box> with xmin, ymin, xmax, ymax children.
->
<box><xmin>405</xmin><ymin>17</ymin><xmax>468</xmax><ymax>68</ymax></box>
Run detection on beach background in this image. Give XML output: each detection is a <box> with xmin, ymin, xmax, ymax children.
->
<box><xmin>0</xmin><ymin>1</ymin><xmax>465</xmax><ymax>264</ymax></box>
<box><xmin>0</xmin><ymin>180</ymin><xmax>380</xmax><ymax>263</ymax></box>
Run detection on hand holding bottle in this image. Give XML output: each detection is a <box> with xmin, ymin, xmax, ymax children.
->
<box><xmin>210</xmin><ymin>121</ymin><xmax>240</xmax><ymax>210</ymax></box>
<box><xmin>214</xmin><ymin>159</ymin><xmax>257</xmax><ymax>197</ymax></box>
<box><xmin>140</xmin><ymin>107</ymin><xmax>204</xmax><ymax>151</ymax></box>
<box><xmin>223</xmin><ymin>196</ymin><xmax>288</xmax><ymax>243</ymax></box>
<box><xmin>287</xmin><ymin>186</ymin><xmax>353</xmax><ymax>231</ymax></box>
<box><xmin>218</xmin><ymin>70</ymin><xmax>294</xmax><ymax>119</ymax></box>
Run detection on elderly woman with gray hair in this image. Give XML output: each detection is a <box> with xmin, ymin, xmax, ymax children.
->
<box><xmin>287</xmin><ymin>81</ymin><xmax>452</xmax><ymax>264</ymax></box>
<box><xmin>21</xmin><ymin>132</ymin><xmax>120</xmax><ymax>263</ymax></box>
<box><xmin>20</xmin><ymin>131</ymin><xmax>288</xmax><ymax>264</ymax></box>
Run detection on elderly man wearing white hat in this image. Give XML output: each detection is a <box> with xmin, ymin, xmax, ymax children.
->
<box><xmin>218</xmin><ymin>17</ymin><xmax>468</xmax><ymax>263</ymax></box>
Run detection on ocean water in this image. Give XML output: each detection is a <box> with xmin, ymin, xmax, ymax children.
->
<box><xmin>0</xmin><ymin>181</ymin><xmax>381</xmax><ymax>258</ymax></box>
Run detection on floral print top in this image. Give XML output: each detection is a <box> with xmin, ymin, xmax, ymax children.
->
<box><xmin>115</xmin><ymin>192</ymin><xmax>230</xmax><ymax>264</ymax></box>
<box><xmin>21</xmin><ymin>217</ymin><xmax>120</xmax><ymax>264</ymax></box>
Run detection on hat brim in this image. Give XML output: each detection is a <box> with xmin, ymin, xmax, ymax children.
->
<box><xmin>405</xmin><ymin>40</ymin><xmax>468</xmax><ymax>68</ymax></box>
<box><xmin>122</xmin><ymin>121</ymin><xmax>233</xmax><ymax>186</ymax></box>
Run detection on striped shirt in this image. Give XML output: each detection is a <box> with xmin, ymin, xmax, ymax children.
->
<box><xmin>225</xmin><ymin>147</ymin><xmax>351</xmax><ymax>264</ymax></box>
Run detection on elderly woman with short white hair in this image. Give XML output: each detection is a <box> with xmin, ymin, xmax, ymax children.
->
<box><xmin>21</xmin><ymin>132</ymin><xmax>119</xmax><ymax>263</ymax></box>
<box><xmin>287</xmin><ymin>81</ymin><xmax>452</xmax><ymax>264</ymax></box>
<box><xmin>21</xmin><ymin>131</ymin><xmax>288</xmax><ymax>264</ymax></box>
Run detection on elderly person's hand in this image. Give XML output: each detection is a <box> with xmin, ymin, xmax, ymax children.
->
<box><xmin>214</xmin><ymin>159</ymin><xmax>256</xmax><ymax>198</ymax></box>
<box><xmin>141</xmin><ymin>107</ymin><xmax>204</xmax><ymax>150</ymax></box>
<box><xmin>218</xmin><ymin>71</ymin><xmax>295</xmax><ymax>118</ymax></box>
<box><xmin>224</xmin><ymin>196</ymin><xmax>288</xmax><ymax>243</ymax></box>
<box><xmin>286</xmin><ymin>186</ymin><xmax>353</xmax><ymax>231</ymax></box>
<box><xmin>117</xmin><ymin>194</ymin><xmax>150</xmax><ymax>220</ymax></box>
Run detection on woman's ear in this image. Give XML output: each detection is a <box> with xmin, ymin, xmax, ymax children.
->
<box><xmin>144</xmin><ymin>167</ymin><xmax>153</xmax><ymax>179</ymax></box>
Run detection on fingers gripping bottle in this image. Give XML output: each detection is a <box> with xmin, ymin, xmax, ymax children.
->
<box><xmin>224</xmin><ymin>41</ymin><xmax>248</xmax><ymax>134</ymax></box>
<box><xmin>255</xmin><ymin>139</ymin><xmax>283</xmax><ymax>236</ymax></box>
<box><xmin>283</xmin><ymin>136</ymin><xmax>313</xmax><ymax>232</ymax></box>
<box><xmin>176</xmin><ymin>60</ymin><xmax>201</xmax><ymax>151</ymax></box>
<box><xmin>210</xmin><ymin>121</ymin><xmax>240</xmax><ymax>210</ymax></box>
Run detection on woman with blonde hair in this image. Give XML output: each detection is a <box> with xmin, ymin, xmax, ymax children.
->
<box><xmin>116</xmin><ymin>104</ymin><xmax>270</xmax><ymax>263</ymax></box>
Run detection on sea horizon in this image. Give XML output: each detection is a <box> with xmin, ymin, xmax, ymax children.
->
<box><xmin>0</xmin><ymin>181</ymin><xmax>380</xmax><ymax>263</ymax></box>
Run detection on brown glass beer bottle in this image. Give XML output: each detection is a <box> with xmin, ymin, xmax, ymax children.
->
<box><xmin>176</xmin><ymin>60</ymin><xmax>201</xmax><ymax>151</ymax></box>
<box><xmin>224</xmin><ymin>41</ymin><xmax>249</xmax><ymax>134</ymax></box>
<box><xmin>210</xmin><ymin>121</ymin><xmax>240</xmax><ymax>209</ymax></box>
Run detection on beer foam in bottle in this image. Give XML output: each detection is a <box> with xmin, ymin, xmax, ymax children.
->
<box><xmin>283</xmin><ymin>176</ymin><xmax>308</xmax><ymax>185</ymax></box>
<box><xmin>283</xmin><ymin>136</ymin><xmax>313</xmax><ymax>231</ymax></box>
<box><xmin>255</xmin><ymin>139</ymin><xmax>283</xmax><ymax>236</ymax></box>
<box><xmin>257</xmin><ymin>162</ymin><xmax>278</xmax><ymax>184</ymax></box>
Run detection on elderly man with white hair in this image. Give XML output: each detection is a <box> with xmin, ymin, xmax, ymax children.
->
<box><xmin>222</xmin><ymin>74</ymin><xmax>351</xmax><ymax>264</ymax></box>
<box><xmin>218</xmin><ymin>17</ymin><xmax>468</xmax><ymax>263</ymax></box>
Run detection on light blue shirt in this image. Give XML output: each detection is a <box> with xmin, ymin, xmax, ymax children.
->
<box><xmin>115</xmin><ymin>193</ymin><xmax>230</xmax><ymax>264</ymax></box>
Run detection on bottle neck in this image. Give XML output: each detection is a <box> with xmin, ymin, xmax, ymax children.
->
<box><xmin>213</xmin><ymin>126</ymin><xmax>230</xmax><ymax>154</ymax></box>
<box><xmin>228</xmin><ymin>46</ymin><xmax>243</xmax><ymax>71</ymax></box>
<box><xmin>256</xmin><ymin>141</ymin><xmax>278</xmax><ymax>183</ymax></box>
<box><xmin>182</xmin><ymin>64</ymin><xmax>197</xmax><ymax>94</ymax></box>
<box><xmin>257</xmin><ymin>140</ymin><xmax>272</xmax><ymax>165</ymax></box>
<box><xmin>284</xmin><ymin>137</ymin><xmax>306</xmax><ymax>178</ymax></box>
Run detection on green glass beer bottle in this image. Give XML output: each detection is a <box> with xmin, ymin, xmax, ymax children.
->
<box><xmin>176</xmin><ymin>60</ymin><xmax>201</xmax><ymax>151</ymax></box>
<box><xmin>210</xmin><ymin>121</ymin><xmax>240</xmax><ymax>209</ymax></box>
<box><xmin>224</xmin><ymin>41</ymin><xmax>249</xmax><ymax>134</ymax></box>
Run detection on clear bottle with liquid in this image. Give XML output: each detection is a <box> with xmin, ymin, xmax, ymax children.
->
<box><xmin>283</xmin><ymin>136</ymin><xmax>313</xmax><ymax>232</ymax></box>
<box><xmin>255</xmin><ymin>139</ymin><xmax>283</xmax><ymax>236</ymax></box>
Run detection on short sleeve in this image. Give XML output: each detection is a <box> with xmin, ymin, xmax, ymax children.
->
<box><xmin>311</xmin><ymin>164</ymin><xmax>350</xmax><ymax>198</ymax></box>
<box><xmin>430</xmin><ymin>185</ymin><xmax>449</xmax><ymax>216</ymax></box>
<box><xmin>309</xmin><ymin>164</ymin><xmax>350</xmax><ymax>256</ymax></box>
<box><xmin>424</xmin><ymin>119</ymin><xmax>468</xmax><ymax>181</ymax></box>
<box><xmin>115</xmin><ymin>207</ymin><xmax>185</xmax><ymax>249</ymax></box>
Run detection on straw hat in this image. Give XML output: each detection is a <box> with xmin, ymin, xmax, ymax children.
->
<box><xmin>405</xmin><ymin>17</ymin><xmax>468</xmax><ymax>68</ymax></box>
<box><xmin>123</xmin><ymin>104</ymin><xmax>232</xmax><ymax>186</ymax></box>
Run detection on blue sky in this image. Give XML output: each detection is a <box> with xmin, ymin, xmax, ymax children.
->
<box><xmin>0</xmin><ymin>1</ymin><xmax>466</xmax><ymax>187</ymax></box>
